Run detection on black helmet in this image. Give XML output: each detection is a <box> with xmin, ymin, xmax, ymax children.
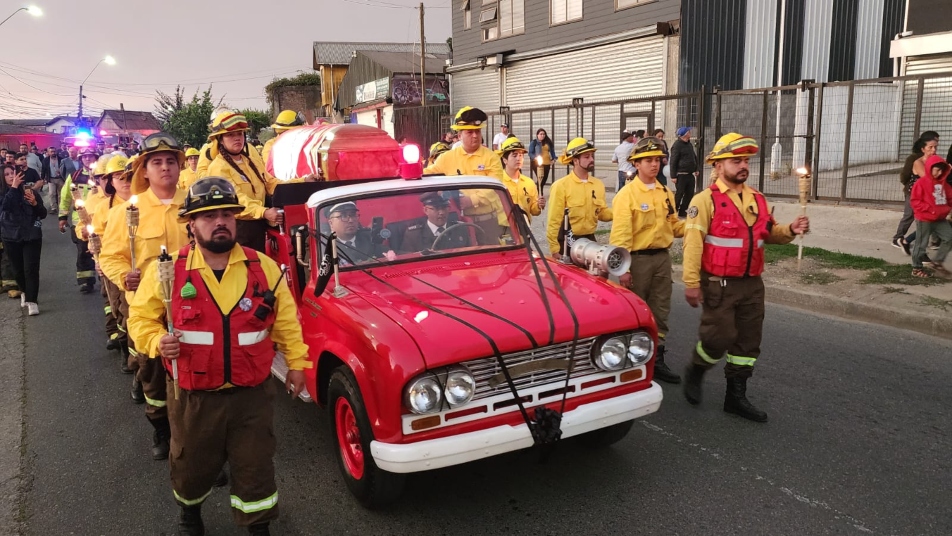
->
<box><xmin>178</xmin><ymin>177</ymin><xmax>245</xmax><ymax>220</ymax></box>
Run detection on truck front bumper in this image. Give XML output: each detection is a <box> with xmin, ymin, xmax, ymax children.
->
<box><xmin>370</xmin><ymin>382</ymin><xmax>662</xmax><ymax>473</ymax></box>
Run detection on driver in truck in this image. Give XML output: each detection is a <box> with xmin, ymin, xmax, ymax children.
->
<box><xmin>400</xmin><ymin>192</ymin><xmax>471</xmax><ymax>252</ymax></box>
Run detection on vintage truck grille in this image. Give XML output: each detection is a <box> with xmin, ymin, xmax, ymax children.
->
<box><xmin>460</xmin><ymin>338</ymin><xmax>599</xmax><ymax>400</ymax></box>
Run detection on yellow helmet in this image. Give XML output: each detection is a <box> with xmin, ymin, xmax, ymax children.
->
<box><xmin>706</xmin><ymin>133</ymin><xmax>759</xmax><ymax>163</ymax></box>
<box><xmin>451</xmin><ymin>106</ymin><xmax>488</xmax><ymax>130</ymax></box>
<box><xmin>185</xmin><ymin>148</ymin><xmax>200</xmax><ymax>158</ymax></box>
<box><xmin>104</xmin><ymin>154</ymin><xmax>129</xmax><ymax>176</ymax></box>
<box><xmin>558</xmin><ymin>137</ymin><xmax>596</xmax><ymax>165</ymax></box>
<box><xmin>208</xmin><ymin>112</ymin><xmax>250</xmax><ymax>140</ymax></box>
<box><xmin>627</xmin><ymin>137</ymin><xmax>666</xmax><ymax>162</ymax></box>
<box><xmin>272</xmin><ymin>110</ymin><xmax>303</xmax><ymax>132</ymax></box>
<box><xmin>428</xmin><ymin>141</ymin><xmax>451</xmax><ymax>161</ymax></box>
<box><xmin>495</xmin><ymin>136</ymin><xmax>527</xmax><ymax>156</ymax></box>
<box><xmin>92</xmin><ymin>154</ymin><xmax>112</xmax><ymax>176</ymax></box>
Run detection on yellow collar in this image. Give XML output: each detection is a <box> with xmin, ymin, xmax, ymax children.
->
<box><xmin>187</xmin><ymin>244</ymin><xmax>248</xmax><ymax>270</ymax></box>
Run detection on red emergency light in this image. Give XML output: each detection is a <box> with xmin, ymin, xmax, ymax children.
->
<box><xmin>399</xmin><ymin>144</ymin><xmax>423</xmax><ymax>179</ymax></box>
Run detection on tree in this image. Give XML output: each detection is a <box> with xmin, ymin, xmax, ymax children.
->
<box><xmin>239</xmin><ymin>109</ymin><xmax>271</xmax><ymax>139</ymax></box>
<box><xmin>154</xmin><ymin>86</ymin><xmax>220</xmax><ymax>148</ymax></box>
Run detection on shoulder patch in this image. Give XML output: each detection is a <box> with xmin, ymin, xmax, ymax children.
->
<box><xmin>687</xmin><ymin>206</ymin><xmax>699</xmax><ymax>218</ymax></box>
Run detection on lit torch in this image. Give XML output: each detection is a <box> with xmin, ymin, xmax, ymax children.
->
<box><xmin>796</xmin><ymin>167</ymin><xmax>810</xmax><ymax>270</ymax></box>
<box><xmin>126</xmin><ymin>195</ymin><xmax>139</xmax><ymax>270</ymax></box>
<box><xmin>87</xmin><ymin>224</ymin><xmax>115</xmax><ymax>313</ymax></box>
<box><xmin>156</xmin><ymin>246</ymin><xmax>180</xmax><ymax>400</ymax></box>
<box><xmin>74</xmin><ymin>199</ymin><xmax>90</xmax><ymax>227</ymax></box>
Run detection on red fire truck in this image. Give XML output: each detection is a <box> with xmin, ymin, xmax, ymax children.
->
<box><xmin>264</xmin><ymin>124</ymin><xmax>662</xmax><ymax>507</ymax></box>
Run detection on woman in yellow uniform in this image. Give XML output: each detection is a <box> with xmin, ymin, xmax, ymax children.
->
<box><xmin>204</xmin><ymin>112</ymin><xmax>316</xmax><ymax>251</ymax></box>
<box><xmin>178</xmin><ymin>148</ymin><xmax>200</xmax><ymax>190</ymax></box>
<box><xmin>496</xmin><ymin>137</ymin><xmax>544</xmax><ymax>222</ymax></box>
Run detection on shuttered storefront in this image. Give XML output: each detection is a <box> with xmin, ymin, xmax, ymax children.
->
<box><xmin>503</xmin><ymin>36</ymin><xmax>665</xmax><ymax>109</ymax></box>
<box><xmin>449</xmin><ymin>68</ymin><xmax>500</xmax><ymax>113</ymax></box>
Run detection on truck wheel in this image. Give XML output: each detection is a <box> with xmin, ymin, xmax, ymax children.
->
<box><xmin>327</xmin><ymin>368</ymin><xmax>405</xmax><ymax>508</ymax></box>
<box><xmin>578</xmin><ymin>420</ymin><xmax>634</xmax><ymax>448</ymax></box>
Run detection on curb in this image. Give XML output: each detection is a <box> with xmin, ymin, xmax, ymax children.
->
<box><xmin>671</xmin><ymin>267</ymin><xmax>952</xmax><ymax>341</ymax></box>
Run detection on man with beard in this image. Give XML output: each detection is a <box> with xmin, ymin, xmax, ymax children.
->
<box><xmin>100</xmin><ymin>132</ymin><xmax>190</xmax><ymax>459</ymax></box>
<box><xmin>545</xmin><ymin>137</ymin><xmax>613</xmax><ymax>257</ymax></box>
<box><xmin>681</xmin><ymin>133</ymin><xmax>810</xmax><ymax>423</ymax></box>
<box><xmin>129</xmin><ymin>177</ymin><xmax>309</xmax><ymax>536</ymax></box>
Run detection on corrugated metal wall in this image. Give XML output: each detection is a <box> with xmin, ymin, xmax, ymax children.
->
<box><xmin>779</xmin><ymin>0</ymin><xmax>806</xmax><ymax>85</ymax></box>
<box><xmin>828</xmin><ymin>0</ymin><xmax>859</xmax><ymax>81</ymax></box>
<box><xmin>743</xmin><ymin>0</ymin><xmax>778</xmax><ymax>88</ymax></box>
<box><xmin>854</xmin><ymin>0</ymin><xmax>885</xmax><ymax>80</ymax></box>
<box><xmin>800</xmin><ymin>0</ymin><xmax>834</xmax><ymax>81</ymax></box>
<box><xmin>504</xmin><ymin>36</ymin><xmax>665</xmax><ymax>108</ymax></box>
<box><xmin>679</xmin><ymin>0</ymin><xmax>747</xmax><ymax>93</ymax></box>
<box><xmin>449</xmin><ymin>69</ymin><xmax>500</xmax><ymax>113</ymax></box>
<box><xmin>879</xmin><ymin>0</ymin><xmax>905</xmax><ymax>77</ymax></box>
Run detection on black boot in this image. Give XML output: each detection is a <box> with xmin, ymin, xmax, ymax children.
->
<box><xmin>120</xmin><ymin>345</ymin><xmax>135</xmax><ymax>374</ymax></box>
<box><xmin>724</xmin><ymin>377</ymin><xmax>768</xmax><ymax>422</ymax></box>
<box><xmin>652</xmin><ymin>346</ymin><xmax>681</xmax><ymax>384</ymax></box>
<box><xmin>683</xmin><ymin>364</ymin><xmax>707</xmax><ymax>405</ymax></box>
<box><xmin>107</xmin><ymin>337</ymin><xmax>122</xmax><ymax>351</ymax></box>
<box><xmin>151</xmin><ymin>417</ymin><xmax>171</xmax><ymax>460</ymax></box>
<box><xmin>178</xmin><ymin>504</ymin><xmax>205</xmax><ymax>536</ymax></box>
<box><xmin>248</xmin><ymin>522</ymin><xmax>270</xmax><ymax>536</ymax></box>
<box><xmin>130</xmin><ymin>377</ymin><xmax>144</xmax><ymax>404</ymax></box>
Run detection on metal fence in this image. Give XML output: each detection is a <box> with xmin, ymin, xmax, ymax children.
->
<box><xmin>443</xmin><ymin>72</ymin><xmax>952</xmax><ymax>204</ymax></box>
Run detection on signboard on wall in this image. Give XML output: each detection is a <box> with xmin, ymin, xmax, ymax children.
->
<box><xmin>355</xmin><ymin>77</ymin><xmax>390</xmax><ymax>104</ymax></box>
<box><xmin>390</xmin><ymin>75</ymin><xmax>448</xmax><ymax>106</ymax></box>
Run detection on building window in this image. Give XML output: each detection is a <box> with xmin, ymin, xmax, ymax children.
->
<box><xmin>462</xmin><ymin>0</ymin><xmax>471</xmax><ymax>29</ymax></box>
<box><xmin>481</xmin><ymin>0</ymin><xmax>524</xmax><ymax>41</ymax></box>
<box><xmin>551</xmin><ymin>0</ymin><xmax>582</xmax><ymax>25</ymax></box>
<box><xmin>616</xmin><ymin>0</ymin><xmax>653</xmax><ymax>10</ymax></box>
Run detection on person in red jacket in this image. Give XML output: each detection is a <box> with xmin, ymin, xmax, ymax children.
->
<box><xmin>910</xmin><ymin>155</ymin><xmax>952</xmax><ymax>278</ymax></box>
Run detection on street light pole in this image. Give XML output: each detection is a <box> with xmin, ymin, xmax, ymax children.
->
<box><xmin>0</xmin><ymin>6</ymin><xmax>43</xmax><ymax>28</ymax></box>
<box><xmin>78</xmin><ymin>56</ymin><xmax>116</xmax><ymax>125</ymax></box>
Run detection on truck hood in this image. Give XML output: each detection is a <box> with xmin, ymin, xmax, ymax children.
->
<box><xmin>344</xmin><ymin>250</ymin><xmax>652</xmax><ymax>369</ymax></box>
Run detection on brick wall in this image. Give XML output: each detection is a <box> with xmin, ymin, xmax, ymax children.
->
<box><xmin>269</xmin><ymin>86</ymin><xmax>322</xmax><ymax>119</ymax></box>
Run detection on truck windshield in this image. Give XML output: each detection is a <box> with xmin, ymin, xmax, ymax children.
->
<box><xmin>317</xmin><ymin>186</ymin><xmax>526</xmax><ymax>267</ymax></box>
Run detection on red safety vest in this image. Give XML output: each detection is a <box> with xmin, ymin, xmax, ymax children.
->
<box><xmin>169</xmin><ymin>245</ymin><xmax>276</xmax><ymax>391</ymax></box>
<box><xmin>701</xmin><ymin>184</ymin><xmax>772</xmax><ymax>278</ymax></box>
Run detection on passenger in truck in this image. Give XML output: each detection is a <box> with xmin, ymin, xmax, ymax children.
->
<box><xmin>400</xmin><ymin>192</ymin><xmax>472</xmax><ymax>253</ymax></box>
<box><xmin>326</xmin><ymin>202</ymin><xmax>396</xmax><ymax>265</ymax></box>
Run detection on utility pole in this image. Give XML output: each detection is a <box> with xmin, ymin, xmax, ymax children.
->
<box><xmin>78</xmin><ymin>85</ymin><xmax>83</xmax><ymax>125</ymax></box>
<box><xmin>420</xmin><ymin>2</ymin><xmax>426</xmax><ymax>109</ymax></box>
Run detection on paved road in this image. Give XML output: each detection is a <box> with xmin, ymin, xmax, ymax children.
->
<box><xmin>13</xmin><ymin>229</ymin><xmax>952</xmax><ymax>535</ymax></box>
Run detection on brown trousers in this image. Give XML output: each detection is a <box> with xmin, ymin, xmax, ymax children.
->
<box><xmin>690</xmin><ymin>273</ymin><xmax>766</xmax><ymax>379</ymax></box>
<box><xmin>626</xmin><ymin>250</ymin><xmax>672</xmax><ymax>340</ymax></box>
<box><xmin>116</xmin><ymin>289</ymin><xmax>139</xmax><ymax>374</ymax></box>
<box><xmin>169</xmin><ymin>381</ymin><xmax>278</xmax><ymax>527</ymax></box>
<box><xmin>119</xmin><ymin>290</ymin><xmax>165</xmax><ymax>416</ymax></box>
<box><xmin>99</xmin><ymin>277</ymin><xmax>126</xmax><ymax>342</ymax></box>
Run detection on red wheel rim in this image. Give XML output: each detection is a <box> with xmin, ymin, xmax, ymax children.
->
<box><xmin>335</xmin><ymin>397</ymin><xmax>365</xmax><ymax>479</ymax></box>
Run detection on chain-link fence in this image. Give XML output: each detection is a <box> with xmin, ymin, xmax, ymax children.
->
<box><xmin>442</xmin><ymin>72</ymin><xmax>952</xmax><ymax>203</ymax></box>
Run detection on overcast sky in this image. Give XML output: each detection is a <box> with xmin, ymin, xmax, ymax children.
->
<box><xmin>0</xmin><ymin>0</ymin><xmax>451</xmax><ymax>119</ymax></box>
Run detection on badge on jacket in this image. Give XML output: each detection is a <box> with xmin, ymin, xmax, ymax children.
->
<box><xmin>477</xmin><ymin>165</ymin><xmax>485</xmax><ymax>171</ymax></box>
<box><xmin>640</xmin><ymin>203</ymin><xmax>650</xmax><ymax>211</ymax></box>
<box><xmin>239</xmin><ymin>297</ymin><xmax>253</xmax><ymax>312</ymax></box>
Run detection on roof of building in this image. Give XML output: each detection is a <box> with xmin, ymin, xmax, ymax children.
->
<box><xmin>0</xmin><ymin>119</ymin><xmax>49</xmax><ymax>127</ymax></box>
<box><xmin>312</xmin><ymin>41</ymin><xmax>450</xmax><ymax>68</ymax></box>
<box><xmin>96</xmin><ymin>110</ymin><xmax>161</xmax><ymax>132</ymax></box>
<box><xmin>355</xmin><ymin>50</ymin><xmax>447</xmax><ymax>75</ymax></box>
<box><xmin>0</xmin><ymin>124</ymin><xmax>59</xmax><ymax>135</ymax></box>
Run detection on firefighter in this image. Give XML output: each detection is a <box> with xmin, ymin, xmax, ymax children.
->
<box><xmin>424</xmin><ymin>107</ymin><xmax>507</xmax><ymax>243</ymax></box>
<box><xmin>497</xmin><ymin>137</ymin><xmax>545</xmax><ymax>222</ymax></box>
<box><xmin>58</xmin><ymin>146</ymin><xmax>100</xmax><ymax>293</ymax></box>
<box><xmin>99</xmin><ymin>132</ymin><xmax>191</xmax><ymax>458</ymax></box>
<box><xmin>84</xmin><ymin>153</ymin><xmax>127</xmax><ymax>352</ymax></box>
<box><xmin>427</xmin><ymin>141</ymin><xmax>450</xmax><ymax>166</ymax></box>
<box><xmin>128</xmin><ymin>177</ymin><xmax>310</xmax><ymax>536</ymax></box>
<box><xmin>682</xmin><ymin>133</ymin><xmax>810</xmax><ymax>422</ymax></box>
<box><xmin>261</xmin><ymin>110</ymin><xmax>302</xmax><ymax>164</ymax></box>
<box><xmin>93</xmin><ymin>155</ymin><xmax>140</xmax><ymax>380</ymax></box>
<box><xmin>546</xmin><ymin>138</ymin><xmax>613</xmax><ymax>257</ymax></box>
<box><xmin>204</xmin><ymin>112</ymin><xmax>317</xmax><ymax>252</ymax></box>
<box><xmin>179</xmin><ymin>148</ymin><xmax>201</xmax><ymax>190</ymax></box>
<box><xmin>609</xmin><ymin>137</ymin><xmax>684</xmax><ymax>384</ymax></box>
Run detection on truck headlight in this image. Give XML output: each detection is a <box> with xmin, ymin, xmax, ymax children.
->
<box><xmin>627</xmin><ymin>331</ymin><xmax>654</xmax><ymax>365</ymax></box>
<box><xmin>444</xmin><ymin>368</ymin><xmax>475</xmax><ymax>406</ymax></box>
<box><xmin>405</xmin><ymin>376</ymin><xmax>442</xmax><ymax>414</ymax></box>
<box><xmin>592</xmin><ymin>336</ymin><xmax>628</xmax><ymax>371</ymax></box>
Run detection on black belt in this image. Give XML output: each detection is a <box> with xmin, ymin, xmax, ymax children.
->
<box><xmin>631</xmin><ymin>248</ymin><xmax>666</xmax><ymax>256</ymax></box>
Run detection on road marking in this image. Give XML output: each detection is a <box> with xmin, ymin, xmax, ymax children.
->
<box><xmin>639</xmin><ymin>421</ymin><xmax>874</xmax><ymax>534</ymax></box>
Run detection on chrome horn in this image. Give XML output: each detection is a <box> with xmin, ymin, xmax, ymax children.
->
<box><xmin>569</xmin><ymin>238</ymin><xmax>631</xmax><ymax>277</ymax></box>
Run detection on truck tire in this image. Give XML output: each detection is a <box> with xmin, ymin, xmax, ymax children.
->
<box><xmin>327</xmin><ymin>368</ymin><xmax>405</xmax><ymax>508</ymax></box>
<box><xmin>578</xmin><ymin>419</ymin><xmax>635</xmax><ymax>448</ymax></box>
